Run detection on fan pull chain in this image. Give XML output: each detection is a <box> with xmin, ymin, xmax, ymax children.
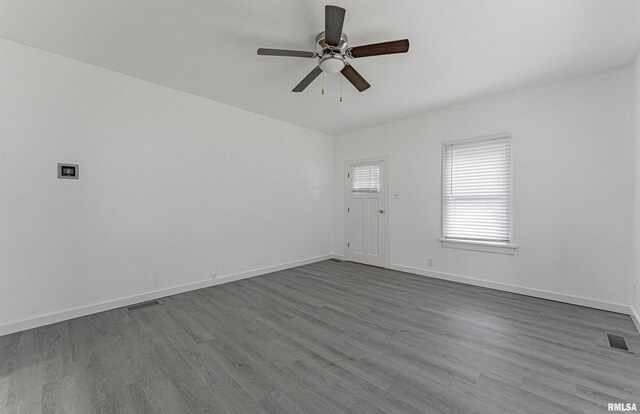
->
<box><xmin>321</xmin><ymin>73</ymin><xmax>325</xmax><ymax>96</ymax></box>
<box><xmin>340</xmin><ymin>76</ymin><xmax>343</xmax><ymax>103</ymax></box>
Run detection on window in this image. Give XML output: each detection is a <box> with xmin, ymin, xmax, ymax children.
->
<box><xmin>352</xmin><ymin>164</ymin><xmax>380</xmax><ymax>192</ymax></box>
<box><xmin>442</xmin><ymin>135</ymin><xmax>515</xmax><ymax>252</ymax></box>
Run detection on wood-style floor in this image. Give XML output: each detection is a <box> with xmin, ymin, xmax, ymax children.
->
<box><xmin>1</xmin><ymin>260</ymin><xmax>639</xmax><ymax>413</ymax></box>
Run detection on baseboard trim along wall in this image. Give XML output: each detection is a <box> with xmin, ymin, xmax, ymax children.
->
<box><xmin>387</xmin><ymin>263</ymin><xmax>632</xmax><ymax>315</ymax></box>
<box><xmin>0</xmin><ymin>254</ymin><xmax>334</xmax><ymax>337</ymax></box>
<box><xmin>4</xmin><ymin>255</ymin><xmax>637</xmax><ymax>336</ymax></box>
<box><xmin>290</xmin><ymin>255</ymin><xmax>636</xmax><ymax>321</ymax></box>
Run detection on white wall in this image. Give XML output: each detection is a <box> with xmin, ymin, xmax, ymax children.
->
<box><xmin>333</xmin><ymin>66</ymin><xmax>635</xmax><ymax>311</ymax></box>
<box><xmin>0</xmin><ymin>39</ymin><xmax>333</xmax><ymax>334</ymax></box>
<box><xmin>633</xmin><ymin>47</ymin><xmax>640</xmax><ymax>324</ymax></box>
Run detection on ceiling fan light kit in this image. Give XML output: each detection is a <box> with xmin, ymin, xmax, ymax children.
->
<box><xmin>257</xmin><ymin>5</ymin><xmax>410</xmax><ymax>94</ymax></box>
<box><xmin>319</xmin><ymin>55</ymin><xmax>345</xmax><ymax>74</ymax></box>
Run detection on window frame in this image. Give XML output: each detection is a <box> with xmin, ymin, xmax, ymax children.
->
<box><xmin>351</xmin><ymin>162</ymin><xmax>381</xmax><ymax>193</ymax></box>
<box><xmin>440</xmin><ymin>133</ymin><xmax>518</xmax><ymax>254</ymax></box>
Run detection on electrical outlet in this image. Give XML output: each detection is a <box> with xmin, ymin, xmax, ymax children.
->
<box><xmin>427</xmin><ymin>257</ymin><xmax>433</xmax><ymax>267</ymax></box>
<box><xmin>393</xmin><ymin>192</ymin><xmax>401</xmax><ymax>199</ymax></box>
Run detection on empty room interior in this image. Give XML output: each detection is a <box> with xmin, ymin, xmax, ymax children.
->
<box><xmin>2</xmin><ymin>0</ymin><xmax>640</xmax><ymax>413</ymax></box>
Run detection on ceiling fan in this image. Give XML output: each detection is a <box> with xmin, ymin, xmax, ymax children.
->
<box><xmin>257</xmin><ymin>5</ymin><xmax>410</xmax><ymax>93</ymax></box>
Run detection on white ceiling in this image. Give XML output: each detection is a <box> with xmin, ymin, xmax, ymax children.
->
<box><xmin>1</xmin><ymin>0</ymin><xmax>639</xmax><ymax>135</ymax></box>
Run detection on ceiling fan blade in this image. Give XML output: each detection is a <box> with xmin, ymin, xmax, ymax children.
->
<box><xmin>347</xmin><ymin>39</ymin><xmax>410</xmax><ymax>58</ymax></box>
<box><xmin>292</xmin><ymin>67</ymin><xmax>323</xmax><ymax>92</ymax></box>
<box><xmin>341</xmin><ymin>64</ymin><xmax>370</xmax><ymax>92</ymax></box>
<box><xmin>325</xmin><ymin>5</ymin><xmax>346</xmax><ymax>47</ymax></box>
<box><xmin>257</xmin><ymin>48</ymin><xmax>317</xmax><ymax>58</ymax></box>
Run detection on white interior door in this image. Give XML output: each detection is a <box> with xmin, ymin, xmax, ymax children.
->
<box><xmin>346</xmin><ymin>160</ymin><xmax>387</xmax><ymax>267</ymax></box>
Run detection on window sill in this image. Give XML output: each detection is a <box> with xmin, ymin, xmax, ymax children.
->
<box><xmin>439</xmin><ymin>238</ymin><xmax>518</xmax><ymax>255</ymax></box>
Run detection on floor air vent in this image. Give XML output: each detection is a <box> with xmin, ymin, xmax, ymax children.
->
<box><xmin>127</xmin><ymin>300</ymin><xmax>160</xmax><ymax>311</ymax></box>
<box><xmin>607</xmin><ymin>334</ymin><xmax>629</xmax><ymax>351</ymax></box>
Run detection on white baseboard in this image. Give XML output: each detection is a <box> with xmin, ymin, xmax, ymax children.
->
<box><xmin>630</xmin><ymin>306</ymin><xmax>640</xmax><ymax>334</ymax></box>
<box><xmin>5</xmin><ymin>256</ymin><xmax>636</xmax><ymax>337</ymax></box>
<box><xmin>387</xmin><ymin>263</ymin><xmax>631</xmax><ymax>315</ymax></box>
<box><xmin>0</xmin><ymin>254</ymin><xmax>334</xmax><ymax>337</ymax></box>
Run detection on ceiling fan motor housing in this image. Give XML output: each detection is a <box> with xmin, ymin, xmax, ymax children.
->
<box><xmin>315</xmin><ymin>31</ymin><xmax>349</xmax><ymax>53</ymax></box>
<box><xmin>316</xmin><ymin>31</ymin><xmax>348</xmax><ymax>73</ymax></box>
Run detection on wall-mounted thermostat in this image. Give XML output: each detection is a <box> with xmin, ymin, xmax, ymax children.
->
<box><xmin>57</xmin><ymin>163</ymin><xmax>79</xmax><ymax>179</ymax></box>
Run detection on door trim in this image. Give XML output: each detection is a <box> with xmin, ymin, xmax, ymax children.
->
<box><xmin>344</xmin><ymin>155</ymin><xmax>390</xmax><ymax>268</ymax></box>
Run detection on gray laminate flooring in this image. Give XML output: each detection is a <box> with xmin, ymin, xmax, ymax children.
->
<box><xmin>1</xmin><ymin>260</ymin><xmax>639</xmax><ymax>413</ymax></box>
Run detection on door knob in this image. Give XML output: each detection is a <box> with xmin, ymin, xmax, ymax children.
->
<box><xmin>378</xmin><ymin>209</ymin><xmax>384</xmax><ymax>213</ymax></box>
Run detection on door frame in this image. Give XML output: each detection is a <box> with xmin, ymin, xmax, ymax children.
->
<box><xmin>344</xmin><ymin>155</ymin><xmax>390</xmax><ymax>268</ymax></box>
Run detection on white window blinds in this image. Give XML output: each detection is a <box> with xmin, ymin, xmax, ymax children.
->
<box><xmin>443</xmin><ymin>136</ymin><xmax>512</xmax><ymax>243</ymax></box>
<box><xmin>352</xmin><ymin>164</ymin><xmax>380</xmax><ymax>192</ymax></box>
